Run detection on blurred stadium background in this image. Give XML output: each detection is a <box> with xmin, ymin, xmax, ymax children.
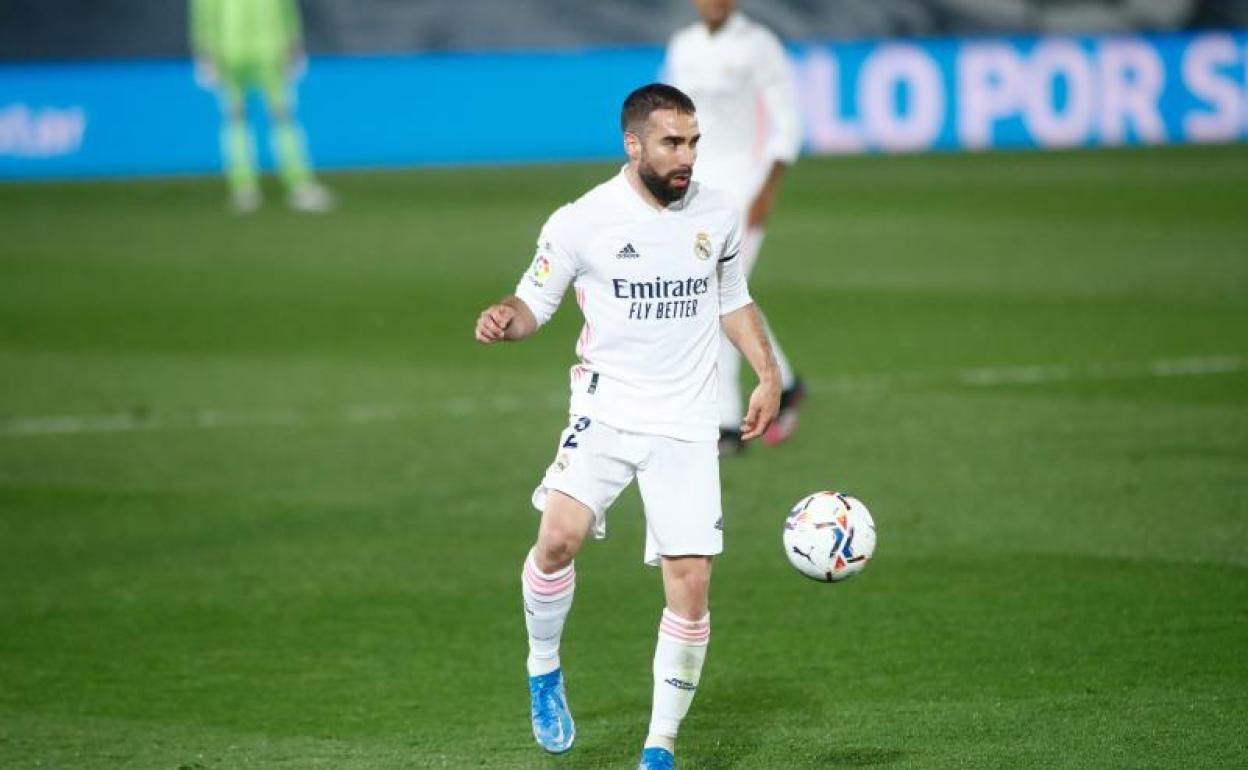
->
<box><xmin>5</xmin><ymin>0</ymin><xmax>1248</xmax><ymax>56</ymax></box>
<box><xmin>2</xmin><ymin>2</ymin><xmax>1246</xmax><ymax>768</ymax></box>
<box><xmin>5</xmin><ymin>0</ymin><xmax>1248</xmax><ymax>174</ymax></box>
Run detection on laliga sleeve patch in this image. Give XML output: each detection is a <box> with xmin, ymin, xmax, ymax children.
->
<box><xmin>529</xmin><ymin>254</ymin><xmax>552</xmax><ymax>287</ymax></box>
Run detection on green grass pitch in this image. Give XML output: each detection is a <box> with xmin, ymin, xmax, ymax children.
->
<box><xmin>1</xmin><ymin>145</ymin><xmax>1246</xmax><ymax>769</ymax></box>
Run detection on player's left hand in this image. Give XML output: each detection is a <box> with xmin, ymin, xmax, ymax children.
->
<box><xmin>741</xmin><ymin>378</ymin><xmax>781</xmax><ymax>441</ymax></box>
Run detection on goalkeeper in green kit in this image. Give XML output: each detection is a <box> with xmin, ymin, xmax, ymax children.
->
<box><xmin>191</xmin><ymin>0</ymin><xmax>334</xmax><ymax>213</ymax></box>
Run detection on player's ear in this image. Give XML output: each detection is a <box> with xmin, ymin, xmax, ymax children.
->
<box><xmin>623</xmin><ymin>130</ymin><xmax>642</xmax><ymax>161</ymax></box>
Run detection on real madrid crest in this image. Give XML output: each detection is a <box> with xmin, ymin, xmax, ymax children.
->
<box><xmin>694</xmin><ymin>231</ymin><xmax>712</xmax><ymax>261</ymax></box>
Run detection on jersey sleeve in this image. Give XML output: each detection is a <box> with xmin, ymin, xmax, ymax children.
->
<box><xmin>282</xmin><ymin>0</ymin><xmax>302</xmax><ymax>47</ymax></box>
<box><xmin>514</xmin><ymin>207</ymin><xmax>580</xmax><ymax>327</ymax></box>
<box><xmin>189</xmin><ymin>0</ymin><xmax>220</xmax><ymax>59</ymax></box>
<box><xmin>717</xmin><ymin>214</ymin><xmax>752</xmax><ymax>316</ymax></box>
<box><xmin>753</xmin><ymin>31</ymin><xmax>803</xmax><ymax>166</ymax></box>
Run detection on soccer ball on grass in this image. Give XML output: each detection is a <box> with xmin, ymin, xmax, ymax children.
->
<box><xmin>783</xmin><ymin>491</ymin><xmax>876</xmax><ymax>582</ymax></box>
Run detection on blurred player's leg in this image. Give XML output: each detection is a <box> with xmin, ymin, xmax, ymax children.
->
<box><xmin>741</xmin><ymin>228</ymin><xmax>796</xmax><ymax>392</ymax></box>
<box><xmin>716</xmin><ymin>331</ymin><xmax>746</xmax><ymax>454</ymax></box>
<box><xmin>641</xmin><ymin>557</ymin><xmax>712</xmax><ymax>769</ymax></box>
<box><xmin>261</xmin><ymin>67</ymin><xmax>334</xmax><ymax>213</ymax></box>
<box><xmin>218</xmin><ymin>75</ymin><xmax>260</xmax><ymax>213</ymax></box>
<box><xmin>523</xmin><ymin>490</ymin><xmax>592</xmax><ymax>753</ymax></box>
<box><xmin>718</xmin><ymin>227</ymin><xmax>798</xmax><ymax>453</ymax></box>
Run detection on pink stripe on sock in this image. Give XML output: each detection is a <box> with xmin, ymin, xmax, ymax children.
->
<box><xmin>659</xmin><ymin>620</ymin><xmax>710</xmax><ymax>643</ymax></box>
<box><xmin>524</xmin><ymin>556</ymin><xmax>571</xmax><ymax>582</ymax></box>
<box><xmin>524</xmin><ymin>572</ymin><xmax>573</xmax><ymax>596</ymax></box>
<box><xmin>659</xmin><ymin>609</ymin><xmax>710</xmax><ymax>643</ymax></box>
<box><xmin>523</xmin><ymin>560</ymin><xmax>573</xmax><ymax>585</ymax></box>
<box><xmin>661</xmin><ymin>610</ymin><xmax>709</xmax><ymax>629</ymax></box>
<box><xmin>523</xmin><ymin>560</ymin><xmax>575</xmax><ymax>596</ymax></box>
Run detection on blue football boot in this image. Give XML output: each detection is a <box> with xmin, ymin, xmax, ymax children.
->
<box><xmin>638</xmin><ymin>746</ymin><xmax>675</xmax><ymax>770</ymax></box>
<box><xmin>528</xmin><ymin>668</ymin><xmax>575</xmax><ymax>753</ymax></box>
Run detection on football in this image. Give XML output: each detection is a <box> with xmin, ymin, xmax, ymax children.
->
<box><xmin>783</xmin><ymin>491</ymin><xmax>876</xmax><ymax>582</ymax></box>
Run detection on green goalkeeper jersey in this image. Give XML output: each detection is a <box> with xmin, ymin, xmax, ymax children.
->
<box><xmin>190</xmin><ymin>0</ymin><xmax>301</xmax><ymax>67</ymax></box>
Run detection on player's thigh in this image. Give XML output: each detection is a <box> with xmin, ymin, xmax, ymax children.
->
<box><xmin>635</xmin><ymin>437</ymin><xmax>722</xmax><ymax>565</ymax></box>
<box><xmin>531</xmin><ymin>415</ymin><xmax>635</xmax><ymax>543</ymax></box>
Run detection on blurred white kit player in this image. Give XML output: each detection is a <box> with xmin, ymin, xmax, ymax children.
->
<box><xmin>665</xmin><ymin>0</ymin><xmax>805</xmax><ymax>454</ymax></box>
<box><xmin>474</xmin><ymin>84</ymin><xmax>780</xmax><ymax>770</ymax></box>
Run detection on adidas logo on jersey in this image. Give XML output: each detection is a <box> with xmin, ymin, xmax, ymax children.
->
<box><xmin>616</xmin><ymin>243</ymin><xmax>641</xmax><ymax>259</ymax></box>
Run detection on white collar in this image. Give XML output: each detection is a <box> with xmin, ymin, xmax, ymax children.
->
<box><xmin>701</xmin><ymin>11</ymin><xmax>745</xmax><ymax>40</ymax></box>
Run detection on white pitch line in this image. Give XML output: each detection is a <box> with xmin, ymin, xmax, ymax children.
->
<box><xmin>0</xmin><ymin>396</ymin><xmax>567</xmax><ymax>438</ymax></box>
<box><xmin>0</xmin><ymin>355</ymin><xmax>1243</xmax><ymax>439</ymax></box>
<box><xmin>950</xmin><ymin>355</ymin><xmax>1246</xmax><ymax>387</ymax></box>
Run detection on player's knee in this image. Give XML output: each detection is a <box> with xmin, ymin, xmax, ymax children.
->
<box><xmin>679</xmin><ymin>571</ymin><xmax>711</xmax><ymax>607</ymax></box>
<box><xmin>670</xmin><ymin>595</ymin><xmax>710</xmax><ymax>621</ymax></box>
<box><xmin>534</xmin><ymin>516</ymin><xmax>586</xmax><ymax>571</ymax></box>
<box><xmin>665</xmin><ymin>559</ymin><xmax>712</xmax><ymax>617</ymax></box>
<box><xmin>534</xmin><ymin>492</ymin><xmax>592</xmax><ymax>570</ymax></box>
<box><xmin>533</xmin><ymin>533</ymin><xmax>577</xmax><ymax>572</ymax></box>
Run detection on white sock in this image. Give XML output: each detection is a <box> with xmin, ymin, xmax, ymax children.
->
<box><xmin>646</xmin><ymin>608</ymin><xmax>710</xmax><ymax>749</ymax></box>
<box><xmin>521</xmin><ymin>548</ymin><xmax>575</xmax><ymax>677</ymax></box>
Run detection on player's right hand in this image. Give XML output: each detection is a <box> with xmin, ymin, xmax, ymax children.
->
<box><xmin>475</xmin><ymin>303</ymin><xmax>515</xmax><ymax>343</ymax></box>
<box><xmin>740</xmin><ymin>377</ymin><xmax>780</xmax><ymax>441</ymax></box>
<box><xmin>194</xmin><ymin>58</ymin><xmax>218</xmax><ymax>89</ymax></box>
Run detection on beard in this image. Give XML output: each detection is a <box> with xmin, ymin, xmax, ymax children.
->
<box><xmin>638</xmin><ymin>160</ymin><xmax>692</xmax><ymax>205</ymax></box>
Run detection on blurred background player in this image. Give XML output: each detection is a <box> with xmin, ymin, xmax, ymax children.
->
<box><xmin>665</xmin><ymin>0</ymin><xmax>804</xmax><ymax>456</ymax></box>
<box><xmin>190</xmin><ymin>0</ymin><xmax>333</xmax><ymax>213</ymax></box>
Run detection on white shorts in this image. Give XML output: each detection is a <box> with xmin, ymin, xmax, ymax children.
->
<box><xmin>531</xmin><ymin>415</ymin><xmax>723</xmax><ymax>566</ymax></box>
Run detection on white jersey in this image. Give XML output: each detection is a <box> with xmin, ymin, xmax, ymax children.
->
<box><xmin>514</xmin><ymin>168</ymin><xmax>751</xmax><ymax>442</ymax></box>
<box><xmin>664</xmin><ymin>12</ymin><xmax>803</xmax><ymax>206</ymax></box>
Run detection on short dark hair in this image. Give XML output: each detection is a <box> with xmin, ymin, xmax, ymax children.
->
<box><xmin>620</xmin><ymin>83</ymin><xmax>696</xmax><ymax>136</ymax></box>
